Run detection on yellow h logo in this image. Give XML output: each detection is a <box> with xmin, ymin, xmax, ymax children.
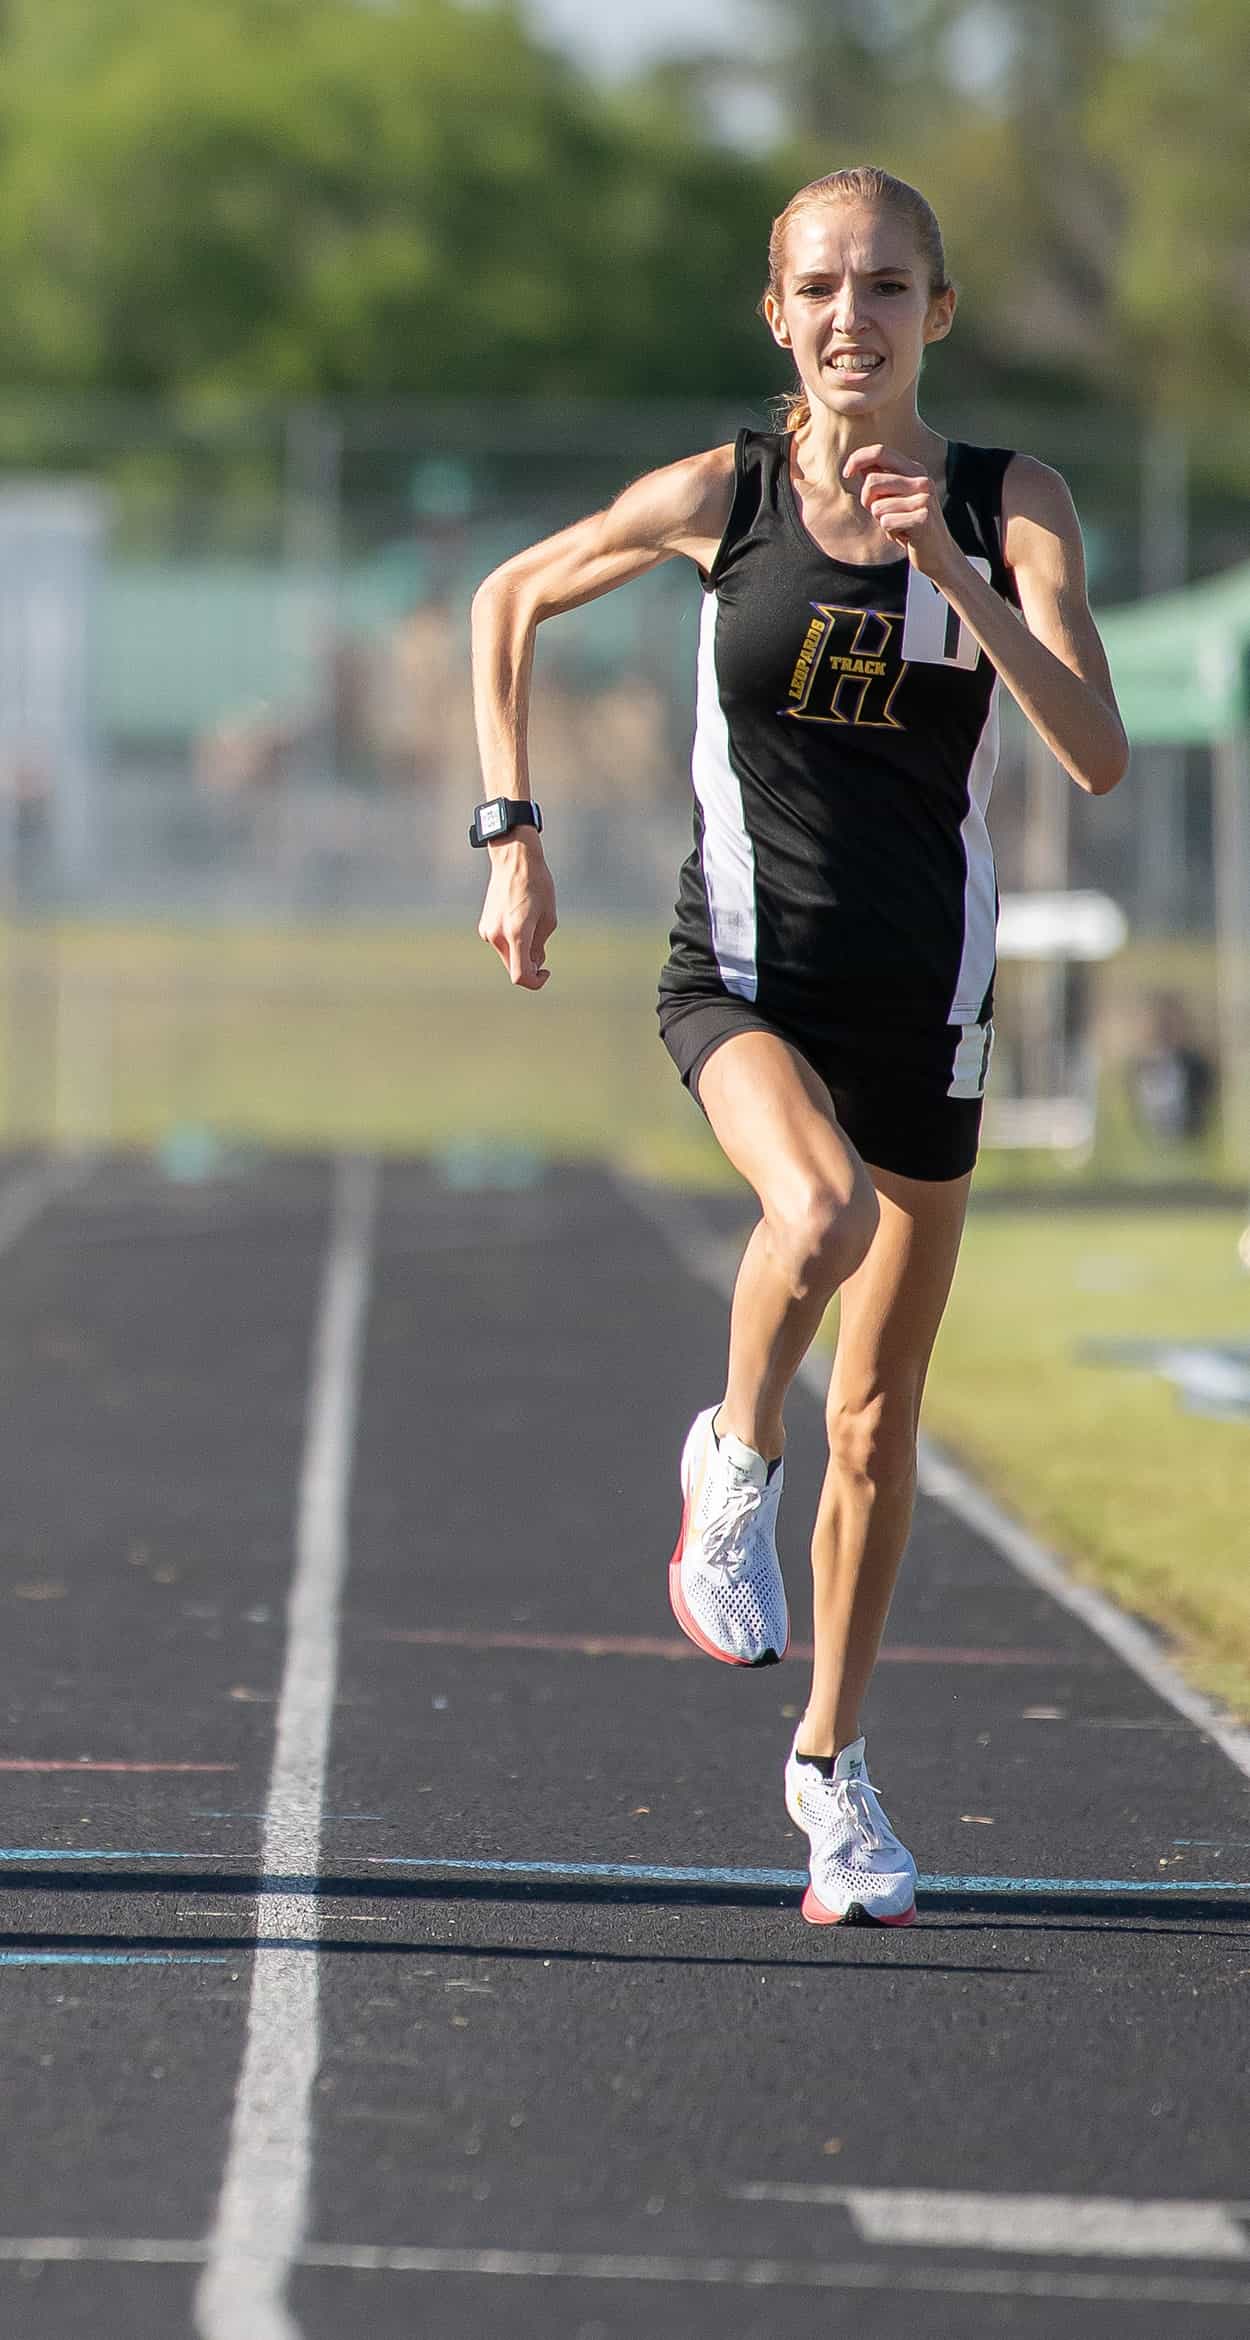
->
<box><xmin>783</xmin><ymin>606</ymin><xmax>905</xmax><ymax>729</ymax></box>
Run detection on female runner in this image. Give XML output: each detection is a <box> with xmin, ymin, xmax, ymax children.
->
<box><xmin>470</xmin><ymin>166</ymin><xmax>1127</xmax><ymax>1927</ymax></box>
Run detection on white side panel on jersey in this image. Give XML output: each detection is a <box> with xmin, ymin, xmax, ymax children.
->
<box><xmin>949</xmin><ymin>679</ymin><xmax>1001</xmax><ymax>1027</ymax></box>
<box><xmin>948</xmin><ymin>1019</ymin><xmax>995</xmax><ymax>1100</ymax></box>
<box><xmin>902</xmin><ymin>556</ymin><xmax>991</xmax><ymax>669</ymax></box>
<box><xmin>690</xmin><ymin>596</ymin><xmax>758</xmax><ymax>1000</ymax></box>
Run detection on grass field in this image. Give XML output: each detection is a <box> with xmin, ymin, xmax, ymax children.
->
<box><xmin>4</xmin><ymin>913</ymin><xmax>1247</xmax><ymax>1717</ymax></box>
<box><xmin>0</xmin><ymin>917</ymin><xmax>711</xmax><ymax>1173</ymax></box>
<box><xmin>907</xmin><ymin>1207</ymin><xmax>1250</xmax><ymax>1721</ymax></box>
<box><xmin>0</xmin><ymin>915</ymin><xmax>1232</xmax><ymax>1184</ymax></box>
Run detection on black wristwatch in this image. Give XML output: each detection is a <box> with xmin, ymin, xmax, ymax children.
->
<box><xmin>468</xmin><ymin>797</ymin><xmax>544</xmax><ymax>849</ymax></box>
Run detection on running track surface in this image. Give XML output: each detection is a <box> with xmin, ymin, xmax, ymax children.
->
<box><xmin>0</xmin><ymin>1151</ymin><xmax>1247</xmax><ymax>2340</ymax></box>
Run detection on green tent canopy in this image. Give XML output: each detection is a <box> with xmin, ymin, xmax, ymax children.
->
<box><xmin>1096</xmin><ymin>555</ymin><xmax>1250</xmax><ymax>1170</ymax></box>
<box><xmin>1097</xmin><ymin>561</ymin><xmax>1250</xmax><ymax>744</ymax></box>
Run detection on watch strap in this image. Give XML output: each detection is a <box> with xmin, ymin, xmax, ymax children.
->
<box><xmin>469</xmin><ymin>797</ymin><xmax>543</xmax><ymax>848</ymax></box>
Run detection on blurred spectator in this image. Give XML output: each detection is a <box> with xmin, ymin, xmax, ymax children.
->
<box><xmin>196</xmin><ymin>605</ymin><xmax>671</xmax><ymax>808</ymax></box>
<box><xmin>0</xmin><ymin>750</ymin><xmax>53</xmax><ymax>892</ymax></box>
<box><xmin>1128</xmin><ymin>991</ymin><xmax>1217</xmax><ymax>1144</ymax></box>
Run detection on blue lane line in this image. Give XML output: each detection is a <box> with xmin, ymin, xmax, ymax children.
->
<box><xmin>380</xmin><ymin>1856</ymin><xmax>804</xmax><ymax>1887</ymax></box>
<box><xmin>0</xmin><ymin>1953</ymin><xmax>230</xmax><ymax>1967</ymax></box>
<box><xmin>367</xmin><ymin>1855</ymin><xmax>1250</xmax><ymax>1895</ymax></box>
<box><xmin>0</xmin><ymin>1848</ymin><xmax>1245</xmax><ymax>1895</ymax></box>
<box><xmin>927</xmin><ymin>1875</ymin><xmax>1249</xmax><ymax>1895</ymax></box>
<box><xmin>0</xmin><ymin>1849</ymin><xmax>217</xmax><ymax>1861</ymax></box>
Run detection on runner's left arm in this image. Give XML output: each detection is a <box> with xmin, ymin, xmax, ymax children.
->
<box><xmin>845</xmin><ymin>444</ymin><xmax>1130</xmax><ymax>797</ymax></box>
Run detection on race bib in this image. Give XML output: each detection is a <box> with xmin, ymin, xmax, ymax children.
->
<box><xmin>902</xmin><ymin>556</ymin><xmax>992</xmax><ymax>669</ymax></box>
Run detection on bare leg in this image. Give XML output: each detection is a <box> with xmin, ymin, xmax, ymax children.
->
<box><xmin>694</xmin><ymin>1032</ymin><xmax>880</xmax><ymax>1459</ymax></box>
<box><xmin>795</xmin><ymin>1165</ymin><xmax>972</xmax><ymax>1759</ymax></box>
<box><xmin>717</xmin><ymin>1218</ymin><xmax>834</xmax><ymax>1459</ymax></box>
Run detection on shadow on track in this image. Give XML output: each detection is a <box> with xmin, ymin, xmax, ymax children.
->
<box><xmin>0</xmin><ymin>1929</ymin><xmax>1040</xmax><ymax>1975</ymax></box>
<box><xmin>2</xmin><ymin>1868</ymin><xmax>1248</xmax><ymax>1926</ymax></box>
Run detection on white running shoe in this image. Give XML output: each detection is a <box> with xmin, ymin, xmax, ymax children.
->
<box><xmin>784</xmin><ymin>1735</ymin><xmax>917</xmax><ymax>1927</ymax></box>
<box><xmin>668</xmin><ymin>1406</ymin><xmax>789</xmax><ymax>1666</ymax></box>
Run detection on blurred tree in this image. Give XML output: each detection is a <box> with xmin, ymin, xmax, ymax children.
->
<box><xmin>0</xmin><ymin>0</ymin><xmax>790</xmax><ymax>402</ymax></box>
<box><xmin>1089</xmin><ymin>0</ymin><xmax>1250</xmax><ymax>440</ymax></box>
<box><xmin>0</xmin><ymin>0</ymin><xmax>1244</xmax><ymax>463</ymax></box>
<box><xmin>749</xmin><ymin>0</ymin><xmax>949</xmax><ymax>150</ymax></box>
<box><xmin>748</xmin><ymin>0</ymin><xmax>1147</xmax><ymax>402</ymax></box>
<box><xmin>916</xmin><ymin>1</ymin><xmax>1146</xmax><ymax>394</ymax></box>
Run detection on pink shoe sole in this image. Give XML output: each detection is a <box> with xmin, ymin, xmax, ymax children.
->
<box><xmin>667</xmin><ymin>1496</ymin><xmax>789</xmax><ymax>1667</ymax></box>
<box><xmin>801</xmin><ymin>1883</ymin><xmax>916</xmax><ymax>1927</ymax></box>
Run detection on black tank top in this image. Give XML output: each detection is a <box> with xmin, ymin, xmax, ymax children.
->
<box><xmin>660</xmin><ymin>427</ymin><xmax>1020</xmax><ymax>1034</ymax></box>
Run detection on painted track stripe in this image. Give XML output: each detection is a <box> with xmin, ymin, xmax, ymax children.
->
<box><xmin>0</xmin><ymin>1953</ymin><xmax>229</xmax><ymax>1968</ymax></box>
<box><xmin>0</xmin><ymin>1849</ymin><xmax>222</xmax><ymax>1861</ymax></box>
<box><xmin>0</xmin><ymin>1761</ymin><xmax>237</xmax><ymax>1773</ymax></box>
<box><xmin>732</xmin><ymin>2185</ymin><xmax>1249</xmax><ymax>2259</ymax></box>
<box><xmin>193</xmin><ymin>1813</ymin><xmax>384</xmax><ymax>1823</ymax></box>
<box><xmin>916</xmin><ymin>1442</ymin><xmax>1250</xmax><ymax>1783</ymax></box>
<box><xmin>619</xmin><ymin>1178</ymin><xmax>1250</xmax><ymax>1786</ymax></box>
<box><xmin>0</xmin><ymin>1155</ymin><xmax>91</xmax><ymax>1254</ymax></box>
<box><xmin>1</xmin><ymin>2236</ymin><xmax>1250</xmax><ymax>2304</ymax></box>
<box><xmin>195</xmin><ymin>1155</ymin><xmax>377</xmax><ymax>2340</ymax></box>
<box><xmin>375</xmin><ymin>1626</ymin><xmax>1068</xmax><ymax>1667</ymax></box>
<box><xmin>365</xmin><ymin>1854</ymin><xmax>1250</xmax><ymax>1896</ymax></box>
<box><xmin>303</xmin><ymin>2249</ymin><xmax>1250</xmax><ymax>2303</ymax></box>
<box><xmin>0</xmin><ymin>1847</ymin><xmax>1245</xmax><ymax>1896</ymax></box>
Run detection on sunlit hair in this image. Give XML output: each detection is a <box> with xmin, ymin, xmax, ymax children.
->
<box><xmin>764</xmin><ymin>167</ymin><xmax>951</xmax><ymax>435</ymax></box>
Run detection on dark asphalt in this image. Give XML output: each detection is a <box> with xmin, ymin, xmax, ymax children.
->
<box><xmin>0</xmin><ymin>1152</ymin><xmax>1247</xmax><ymax>2340</ymax></box>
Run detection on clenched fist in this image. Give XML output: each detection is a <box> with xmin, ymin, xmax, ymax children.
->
<box><xmin>477</xmin><ymin>830</ymin><xmax>557</xmax><ymax>990</ymax></box>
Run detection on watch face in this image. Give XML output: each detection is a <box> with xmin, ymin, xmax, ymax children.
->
<box><xmin>480</xmin><ymin>801</ymin><xmax>508</xmax><ymax>838</ymax></box>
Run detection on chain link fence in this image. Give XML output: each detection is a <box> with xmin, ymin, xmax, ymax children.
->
<box><xmin>0</xmin><ymin>394</ymin><xmax>1243</xmax><ymax>1176</ymax></box>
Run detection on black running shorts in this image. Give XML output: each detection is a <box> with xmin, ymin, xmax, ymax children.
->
<box><xmin>656</xmin><ymin>990</ymin><xmax>990</xmax><ymax>1185</ymax></box>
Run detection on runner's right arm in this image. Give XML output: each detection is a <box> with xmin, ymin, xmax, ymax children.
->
<box><xmin>470</xmin><ymin>446</ymin><xmax>734</xmax><ymax>990</ymax></box>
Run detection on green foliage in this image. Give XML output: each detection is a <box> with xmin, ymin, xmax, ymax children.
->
<box><xmin>0</xmin><ymin>0</ymin><xmax>789</xmax><ymax>402</ymax></box>
<box><xmin>0</xmin><ymin>0</ymin><xmax>1244</xmax><ymax>441</ymax></box>
<box><xmin>1089</xmin><ymin>0</ymin><xmax>1250</xmax><ymax>439</ymax></box>
<box><xmin>753</xmin><ymin>0</ymin><xmax>1250</xmax><ymax>445</ymax></box>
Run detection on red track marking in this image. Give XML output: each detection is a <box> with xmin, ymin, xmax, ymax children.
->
<box><xmin>381</xmin><ymin>1628</ymin><xmax>701</xmax><ymax>1660</ymax></box>
<box><xmin>0</xmin><ymin>1761</ymin><xmax>238</xmax><ymax>1773</ymax></box>
<box><xmin>374</xmin><ymin>1627</ymin><xmax>1066</xmax><ymax>1666</ymax></box>
<box><xmin>873</xmin><ymin>1647</ymin><xmax>1066</xmax><ymax>1667</ymax></box>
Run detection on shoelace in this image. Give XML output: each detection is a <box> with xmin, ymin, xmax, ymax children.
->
<box><xmin>806</xmin><ymin>1772</ymin><xmax>894</xmax><ymax>1859</ymax></box>
<box><xmin>700</xmin><ymin>1478</ymin><xmax>766</xmax><ymax>1577</ymax></box>
<box><xmin>835</xmin><ymin>1777</ymin><xmax>885</xmax><ymax>1855</ymax></box>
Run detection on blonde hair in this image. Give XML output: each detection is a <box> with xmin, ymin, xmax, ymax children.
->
<box><xmin>764</xmin><ymin>167</ymin><xmax>951</xmax><ymax>435</ymax></box>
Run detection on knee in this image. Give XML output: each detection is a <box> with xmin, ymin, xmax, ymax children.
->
<box><xmin>768</xmin><ymin>1177</ymin><xmax>879</xmax><ymax>1303</ymax></box>
<box><xmin>826</xmin><ymin>1389</ymin><xmax>918</xmax><ymax>1492</ymax></box>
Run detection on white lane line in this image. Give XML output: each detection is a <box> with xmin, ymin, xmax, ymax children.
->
<box><xmin>195</xmin><ymin>1155</ymin><xmax>378</xmax><ymax>2340</ymax></box>
<box><xmin>0</xmin><ymin>2240</ymin><xmax>208</xmax><ymax>2265</ymax></box>
<box><xmin>915</xmin><ymin>1442</ymin><xmax>1250</xmax><ymax>1783</ymax></box>
<box><xmin>0</xmin><ymin>1154</ymin><xmax>91</xmax><ymax>1254</ymax></box>
<box><xmin>296</xmin><ymin>2245</ymin><xmax>1250</xmax><ymax>2302</ymax></box>
<box><xmin>4</xmin><ymin>2235</ymin><xmax>1250</xmax><ymax>2306</ymax></box>
<box><xmin>733</xmin><ymin>2185</ymin><xmax>1250</xmax><ymax>2261</ymax></box>
<box><xmin>619</xmin><ymin>1177</ymin><xmax>1250</xmax><ymax>1786</ymax></box>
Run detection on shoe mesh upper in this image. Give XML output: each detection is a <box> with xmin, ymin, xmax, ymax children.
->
<box><xmin>679</xmin><ymin>1412</ymin><xmax>788</xmax><ymax>1662</ymax></box>
<box><xmin>685</xmin><ymin>1531</ymin><xmax>787</xmax><ymax>1657</ymax></box>
<box><xmin>786</xmin><ymin>1756</ymin><xmax>916</xmax><ymax>1918</ymax></box>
